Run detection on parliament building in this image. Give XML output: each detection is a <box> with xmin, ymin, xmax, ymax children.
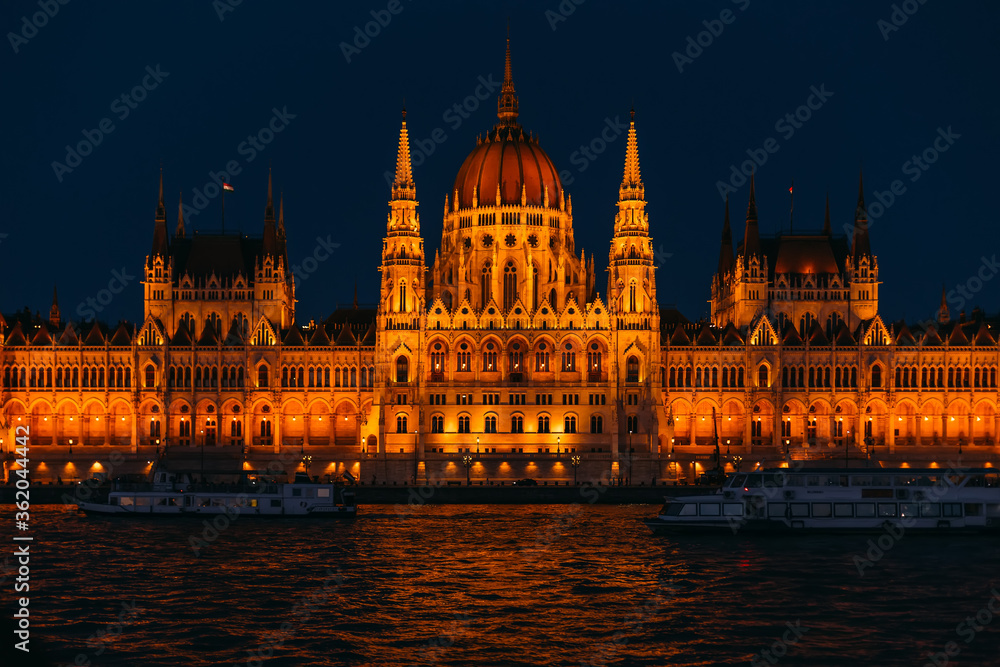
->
<box><xmin>3</xmin><ymin>41</ymin><xmax>998</xmax><ymax>484</ymax></box>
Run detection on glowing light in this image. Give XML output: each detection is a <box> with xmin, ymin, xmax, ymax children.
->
<box><xmin>950</xmin><ymin>417</ymin><xmax>955</xmax><ymax>422</ymax></box>
<box><xmin>43</xmin><ymin>417</ymin><xmax>48</xmax><ymax>421</ymax></box>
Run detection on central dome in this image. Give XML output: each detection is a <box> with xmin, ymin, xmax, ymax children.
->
<box><xmin>452</xmin><ymin>129</ymin><xmax>563</xmax><ymax>209</ymax></box>
<box><xmin>451</xmin><ymin>36</ymin><xmax>563</xmax><ymax>211</ymax></box>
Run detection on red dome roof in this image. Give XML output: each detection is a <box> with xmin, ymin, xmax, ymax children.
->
<box><xmin>453</xmin><ymin>128</ymin><xmax>563</xmax><ymax>209</ymax></box>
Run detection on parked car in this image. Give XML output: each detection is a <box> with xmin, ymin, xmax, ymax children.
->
<box><xmin>513</xmin><ymin>478</ymin><xmax>538</xmax><ymax>486</ymax></box>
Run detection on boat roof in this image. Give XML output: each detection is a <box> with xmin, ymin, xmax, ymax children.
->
<box><xmin>758</xmin><ymin>467</ymin><xmax>997</xmax><ymax>475</ymax></box>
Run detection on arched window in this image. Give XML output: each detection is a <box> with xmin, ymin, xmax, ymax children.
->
<box><xmin>758</xmin><ymin>365</ymin><xmax>769</xmax><ymax>388</ymax></box>
<box><xmin>626</xmin><ymin>356</ymin><xmax>639</xmax><ymax>383</ymax></box>
<box><xmin>258</xmin><ymin>365</ymin><xmax>269</xmax><ymax>388</ymax></box>
<box><xmin>458</xmin><ymin>415</ymin><xmax>470</xmax><ymax>433</ymax></box>
<box><xmin>396</xmin><ymin>357</ymin><xmax>409</xmax><ymax>383</ymax></box>
<box><xmin>871</xmin><ymin>364</ymin><xmax>882</xmax><ymax>388</ymax></box>
<box><xmin>399</xmin><ymin>280</ymin><xmax>407</xmax><ymax>312</ymax></box>
<box><xmin>145</xmin><ymin>365</ymin><xmax>156</xmax><ymax>389</ymax></box>
<box><xmin>484</xmin><ymin>415</ymin><xmax>497</xmax><ymax>433</ymax></box>
<box><xmin>431</xmin><ymin>415</ymin><xmax>444</xmax><ymax>433</ymax></box>
<box><xmin>564</xmin><ymin>415</ymin><xmax>577</xmax><ymax>434</ymax></box>
<box><xmin>532</xmin><ymin>264</ymin><xmax>539</xmax><ymax>310</ymax></box>
<box><xmin>481</xmin><ymin>262</ymin><xmax>492</xmax><ymax>308</ymax></box>
<box><xmin>590</xmin><ymin>415</ymin><xmax>603</xmax><ymax>433</ymax></box>
<box><xmin>538</xmin><ymin>415</ymin><xmax>550</xmax><ymax>433</ymax></box>
<box><xmin>396</xmin><ymin>415</ymin><xmax>408</xmax><ymax>433</ymax></box>
<box><xmin>629</xmin><ymin>280</ymin><xmax>637</xmax><ymax>312</ymax></box>
<box><xmin>503</xmin><ymin>261</ymin><xmax>518</xmax><ymax>311</ymax></box>
<box><xmin>350</xmin><ymin>368</ymin><xmax>357</xmax><ymax>387</ymax></box>
<box><xmin>511</xmin><ymin>415</ymin><xmax>524</xmax><ymax>433</ymax></box>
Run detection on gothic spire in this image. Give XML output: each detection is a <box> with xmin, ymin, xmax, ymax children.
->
<box><xmin>392</xmin><ymin>109</ymin><xmax>416</xmax><ymax>200</ymax></box>
<box><xmin>49</xmin><ymin>285</ymin><xmax>60</xmax><ymax>328</ymax></box>
<box><xmin>496</xmin><ymin>33</ymin><xmax>519</xmax><ymax>126</ymax></box>
<box><xmin>718</xmin><ymin>195</ymin><xmax>734</xmax><ymax>275</ymax></box>
<box><xmin>151</xmin><ymin>169</ymin><xmax>168</xmax><ymax>260</ymax></box>
<box><xmin>938</xmin><ymin>284</ymin><xmax>950</xmax><ymax>324</ymax></box>
<box><xmin>852</xmin><ymin>167</ymin><xmax>871</xmax><ymax>258</ymax></box>
<box><xmin>263</xmin><ymin>171</ymin><xmax>277</xmax><ymax>257</ymax></box>
<box><xmin>278</xmin><ymin>192</ymin><xmax>286</xmax><ymax>237</ymax></box>
<box><xmin>176</xmin><ymin>190</ymin><xmax>185</xmax><ymax>237</ymax></box>
<box><xmin>742</xmin><ymin>172</ymin><xmax>761</xmax><ymax>257</ymax></box>
<box><xmin>619</xmin><ymin>108</ymin><xmax>644</xmax><ymax>201</ymax></box>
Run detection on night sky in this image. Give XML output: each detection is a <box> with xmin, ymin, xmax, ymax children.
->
<box><xmin>3</xmin><ymin>0</ymin><xmax>998</xmax><ymax>327</ymax></box>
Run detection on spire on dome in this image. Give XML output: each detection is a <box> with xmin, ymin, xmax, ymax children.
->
<box><xmin>718</xmin><ymin>195</ymin><xmax>734</xmax><ymax>275</ymax></box>
<box><xmin>496</xmin><ymin>33</ymin><xmax>519</xmax><ymax>126</ymax></box>
<box><xmin>392</xmin><ymin>109</ymin><xmax>416</xmax><ymax>200</ymax></box>
<box><xmin>742</xmin><ymin>172</ymin><xmax>761</xmax><ymax>257</ymax></box>
<box><xmin>50</xmin><ymin>285</ymin><xmax>60</xmax><ymax>328</ymax></box>
<box><xmin>176</xmin><ymin>191</ymin><xmax>185</xmax><ymax>237</ymax></box>
<box><xmin>618</xmin><ymin>108</ymin><xmax>644</xmax><ymax>201</ymax></box>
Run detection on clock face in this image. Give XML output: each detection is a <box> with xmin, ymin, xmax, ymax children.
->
<box><xmin>482</xmin><ymin>234</ymin><xmax>494</xmax><ymax>248</ymax></box>
<box><xmin>505</xmin><ymin>233</ymin><xmax>517</xmax><ymax>247</ymax></box>
<box><xmin>528</xmin><ymin>234</ymin><xmax>538</xmax><ymax>248</ymax></box>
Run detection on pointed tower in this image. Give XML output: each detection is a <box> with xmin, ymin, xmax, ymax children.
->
<box><xmin>937</xmin><ymin>284</ymin><xmax>950</xmax><ymax>324</ymax></box>
<box><xmin>255</xmin><ymin>169</ymin><xmax>295</xmax><ymax>327</ymax></box>
<box><xmin>742</xmin><ymin>172</ymin><xmax>761</xmax><ymax>258</ymax></box>
<box><xmin>143</xmin><ymin>169</ymin><xmax>173</xmax><ymax>319</ymax></box>
<box><xmin>607</xmin><ymin>109</ymin><xmax>657</xmax><ymax>318</ymax></box>
<box><xmin>176</xmin><ymin>191</ymin><xmax>186</xmax><ymax>238</ymax></box>
<box><xmin>277</xmin><ymin>192</ymin><xmax>288</xmax><ymax>268</ymax></box>
<box><xmin>379</xmin><ymin>110</ymin><xmax>426</xmax><ymax>316</ymax></box>
<box><xmin>497</xmin><ymin>35</ymin><xmax>519</xmax><ymax>126</ymax></box>
<box><xmin>715</xmin><ymin>172</ymin><xmax>768</xmax><ymax>326</ymax></box>
<box><xmin>49</xmin><ymin>285</ymin><xmax>60</xmax><ymax>328</ymax></box>
<box><xmin>375</xmin><ymin>110</ymin><xmax>427</xmax><ymax>459</ymax></box>
<box><xmin>847</xmin><ymin>167</ymin><xmax>879</xmax><ymax>321</ymax></box>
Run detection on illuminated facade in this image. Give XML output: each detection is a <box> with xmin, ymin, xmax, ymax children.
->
<box><xmin>2</xmin><ymin>40</ymin><xmax>997</xmax><ymax>483</ymax></box>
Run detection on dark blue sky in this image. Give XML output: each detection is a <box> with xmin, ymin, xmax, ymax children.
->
<box><xmin>3</xmin><ymin>0</ymin><xmax>998</xmax><ymax>326</ymax></box>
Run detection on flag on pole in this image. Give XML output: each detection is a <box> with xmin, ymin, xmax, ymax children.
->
<box><xmin>789</xmin><ymin>186</ymin><xmax>793</xmax><ymax>194</ymax></box>
<box><xmin>223</xmin><ymin>183</ymin><xmax>235</xmax><ymax>192</ymax></box>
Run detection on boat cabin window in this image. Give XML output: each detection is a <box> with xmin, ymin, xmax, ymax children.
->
<box><xmin>679</xmin><ymin>504</ymin><xmax>697</xmax><ymax>516</ymax></box>
<box><xmin>943</xmin><ymin>503</ymin><xmax>963</xmax><ymax>517</ymax></box>
<box><xmin>745</xmin><ymin>475</ymin><xmax>763</xmax><ymax>488</ymax></box>
<box><xmin>785</xmin><ymin>475</ymin><xmax>807</xmax><ymax>487</ymax></box>
<box><xmin>270</xmin><ymin>499</ymin><xmax>282</xmax><ymax>508</ymax></box>
<box><xmin>966</xmin><ymin>475</ymin><xmax>1000</xmax><ymax>488</ymax></box>
<box><xmin>834</xmin><ymin>503</ymin><xmax>853</xmax><ymax>517</ymax></box>
<box><xmin>856</xmin><ymin>503</ymin><xmax>875</xmax><ymax>517</ymax></box>
<box><xmin>812</xmin><ymin>503</ymin><xmax>832</xmax><ymax>518</ymax></box>
<box><xmin>900</xmin><ymin>503</ymin><xmax>919</xmax><ymax>518</ymax></box>
<box><xmin>878</xmin><ymin>503</ymin><xmax>897</xmax><ymax>517</ymax></box>
<box><xmin>789</xmin><ymin>503</ymin><xmax>809</xmax><ymax>517</ymax></box>
<box><xmin>699</xmin><ymin>503</ymin><xmax>721</xmax><ymax>516</ymax></box>
<box><xmin>317</xmin><ymin>488</ymin><xmax>330</xmax><ymax>498</ymax></box>
<box><xmin>920</xmin><ymin>503</ymin><xmax>940</xmax><ymax>517</ymax></box>
<box><xmin>730</xmin><ymin>474</ymin><xmax>747</xmax><ymax>488</ymax></box>
<box><xmin>723</xmin><ymin>503</ymin><xmax>743</xmax><ymax>516</ymax></box>
<box><xmin>767</xmin><ymin>503</ymin><xmax>787</xmax><ymax>517</ymax></box>
<box><xmin>947</xmin><ymin>474</ymin><xmax>967</xmax><ymax>487</ymax></box>
<box><xmin>292</xmin><ymin>488</ymin><xmax>302</xmax><ymax>497</ymax></box>
<box><xmin>806</xmin><ymin>475</ymin><xmax>837</xmax><ymax>487</ymax></box>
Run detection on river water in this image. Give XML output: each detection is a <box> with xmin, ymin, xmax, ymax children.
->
<box><xmin>7</xmin><ymin>503</ymin><xmax>1000</xmax><ymax>666</ymax></box>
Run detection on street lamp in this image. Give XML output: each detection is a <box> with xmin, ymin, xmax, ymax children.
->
<box><xmin>571</xmin><ymin>455</ymin><xmax>581</xmax><ymax>485</ymax></box>
<box><xmin>476</xmin><ymin>436</ymin><xmax>480</xmax><ymax>457</ymax></box>
<box><xmin>463</xmin><ymin>455</ymin><xmax>472</xmax><ymax>485</ymax></box>
<box><xmin>557</xmin><ymin>435</ymin><xmax>561</xmax><ymax>456</ymax></box>
<box><xmin>302</xmin><ymin>454</ymin><xmax>312</xmax><ymax>477</ymax></box>
<box><xmin>732</xmin><ymin>455</ymin><xmax>743</xmax><ymax>473</ymax></box>
<box><xmin>69</xmin><ymin>439</ymin><xmax>73</xmax><ymax>455</ymax></box>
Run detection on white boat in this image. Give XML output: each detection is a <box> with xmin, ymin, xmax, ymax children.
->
<box><xmin>77</xmin><ymin>468</ymin><xmax>357</xmax><ymax>518</ymax></box>
<box><xmin>645</xmin><ymin>466</ymin><xmax>1000</xmax><ymax>533</ymax></box>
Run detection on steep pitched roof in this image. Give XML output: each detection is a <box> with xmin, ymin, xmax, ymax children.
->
<box><xmin>360</xmin><ymin>323</ymin><xmax>377</xmax><ymax>346</ymax></box>
<box><xmin>974</xmin><ymin>322</ymin><xmax>996</xmax><ymax>346</ymax></box>
<box><xmin>83</xmin><ymin>322</ymin><xmax>105</xmax><ymax>346</ymax></box>
<box><xmin>109</xmin><ymin>322</ymin><xmax>132</xmax><ymax>346</ymax></box>
<box><xmin>59</xmin><ymin>323</ymin><xmax>79</xmax><ymax>345</ymax></box>
<box><xmin>722</xmin><ymin>323</ymin><xmax>744</xmax><ymax>346</ymax></box>
<box><xmin>224</xmin><ymin>320</ymin><xmax>246</xmax><ymax>346</ymax></box>
<box><xmin>696</xmin><ymin>324</ymin><xmax>717</xmax><ymax>346</ymax></box>
<box><xmin>308</xmin><ymin>324</ymin><xmax>330</xmax><ymax>346</ymax></box>
<box><xmin>198</xmin><ymin>322</ymin><xmax>219</xmax><ymax>346</ymax></box>
<box><xmin>171</xmin><ymin>324</ymin><xmax>193</xmax><ymax>346</ymax></box>
<box><xmin>282</xmin><ymin>326</ymin><xmax>306</xmax><ymax>346</ymax></box>
<box><xmin>5</xmin><ymin>322</ymin><xmax>26</xmax><ymax>345</ymax></box>
<box><xmin>668</xmin><ymin>325</ymin><xmax>691</xmax><ymax>346</ymax></box>
<box><xmin>335</xmin><ymin>324</ymin><xmax>357</xmax><ymax>346</ymax></box>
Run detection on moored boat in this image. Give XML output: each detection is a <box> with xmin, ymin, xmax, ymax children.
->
<box><xmin>645</xmin><ymin>466</ymin><xmax>1000</xmax><ymax>534</ymax></box>
<box><xmin>77</xmin><ymin>467</ymin><xmax>357</xmax><ymax>518</ymax></box>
